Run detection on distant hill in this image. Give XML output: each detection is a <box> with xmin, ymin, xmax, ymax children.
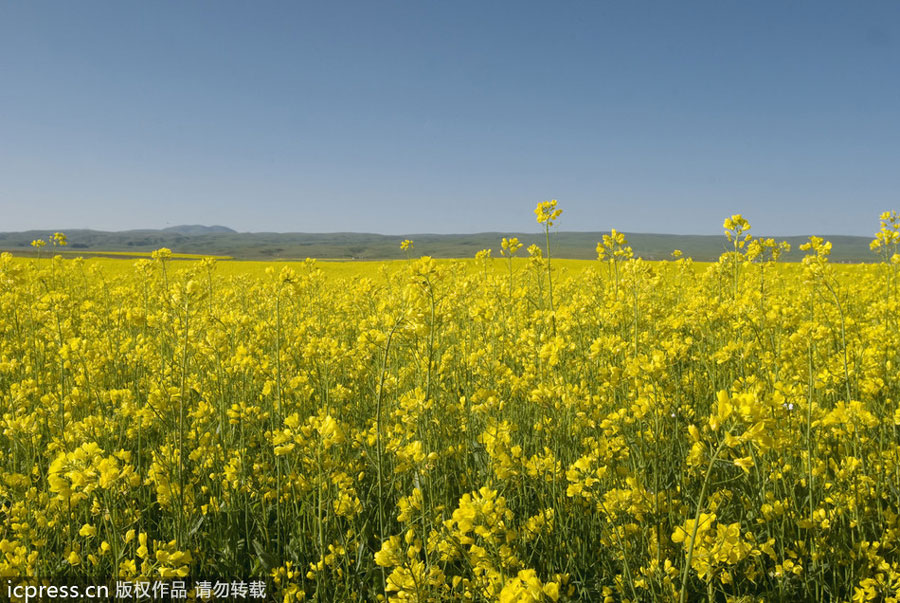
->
<box><xmin>161</xmin><ymin>225</ymin><xmax>237</xmax><ymax>235</ymax></box>
<box><xmin>0</xmin><ymin>227</ymin><xmax>880</xmax><ymax>263</ymax></box>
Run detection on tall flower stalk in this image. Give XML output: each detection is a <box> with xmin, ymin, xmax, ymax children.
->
<box><xmin>535</xmin><ymin>200</ymin><xmax>562</xmax><ymax>326</ymax></box>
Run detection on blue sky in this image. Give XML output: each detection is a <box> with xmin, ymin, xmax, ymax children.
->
<box><xmin>1</xmin><ymin>1</ymin><xmax>898</xmax><ymax>235</ymax></box>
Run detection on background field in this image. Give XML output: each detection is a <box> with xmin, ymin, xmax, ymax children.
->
<box><xmin>0</xmin><ymin>226</ymin><xmax>879</xmax><ymax>262</ymax></box>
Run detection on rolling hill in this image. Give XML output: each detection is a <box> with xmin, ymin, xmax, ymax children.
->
<box><xmin>0</xmin><ymin>226</ymin><xmax>879</xmax><ymax>262</ymax></box>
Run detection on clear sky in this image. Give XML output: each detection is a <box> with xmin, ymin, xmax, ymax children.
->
<box><xmin>1</xmin><ymin>1</ymin><xmax>898</xmax><ymax>236</ymax></box>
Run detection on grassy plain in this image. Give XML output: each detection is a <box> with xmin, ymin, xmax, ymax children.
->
<box><xmin>0</xmin><ymin>229</ymin><xmax>879</xmax><ymax>262</ymax></box>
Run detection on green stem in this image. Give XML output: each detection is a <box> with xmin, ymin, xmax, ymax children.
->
<box><xmin>680</xmin><ymin>437</ymin><xmax>728</xmax><ymax>603</ymax></box>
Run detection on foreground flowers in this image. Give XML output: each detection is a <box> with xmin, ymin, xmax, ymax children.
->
<box><xmin>1</xmin><ymin>213</ymin><xmax>900</xmax><ymax>601</ymax></box>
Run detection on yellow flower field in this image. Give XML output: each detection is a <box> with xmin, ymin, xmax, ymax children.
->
<box><xmin>2</xmin><ymin>208</ymin><xmax>900</xmax><ymax>602</ymax></box>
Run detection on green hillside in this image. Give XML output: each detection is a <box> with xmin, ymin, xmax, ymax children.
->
<box><xmin>0</xmin><ymin>228</ymin><xmax>879</xmax><ymax>263</ymax></box>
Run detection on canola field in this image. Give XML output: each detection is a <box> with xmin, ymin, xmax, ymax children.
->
<box><xmin>2</xmin><ymin>209</ymin><xmax>900</xmax><ymax>602</ymax></box>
